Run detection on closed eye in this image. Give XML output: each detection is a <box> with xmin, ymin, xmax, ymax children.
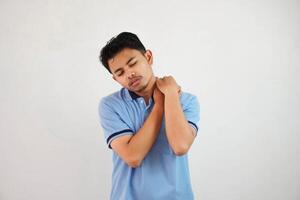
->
<box><xmin>129</xmin><ymin>61</ymin><xmax>137</xmax><ymax>67</ymax></box>
<box><xmin>116</xmin><ymin>71</ymin><xmax>124</xmax><ymax>76</ymax></box>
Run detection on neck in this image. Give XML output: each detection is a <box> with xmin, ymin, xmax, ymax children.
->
<box><xmin>135</xmin><ymin>75</ymin><xmax>156</xmax><ymax>104</ymax></box>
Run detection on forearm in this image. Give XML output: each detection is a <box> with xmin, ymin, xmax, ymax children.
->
<box><xmin>127</xmin><ymin>104</ymin><xmax>163</xmax><ymax>163</ymax></box>
<box><xmin>164</xmin><ymin>92</ymin><xmax>193</xmax><ymax>155</ymax></box>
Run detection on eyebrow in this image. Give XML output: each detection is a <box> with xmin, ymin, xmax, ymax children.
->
<box><xmin>113</xmin><ymin>57</ymin><xmax>135</xmax><ymax>74</ymax></box>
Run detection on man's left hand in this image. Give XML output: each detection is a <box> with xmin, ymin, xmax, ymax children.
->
<box><xmin>156</xmin><ymin>76</ymin><xmax>181</xmax><ymax>96</ymax></box>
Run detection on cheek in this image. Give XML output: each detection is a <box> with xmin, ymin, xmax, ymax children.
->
<box><xmin>115</xmin><ymin>77</ymin><xmax>127</xmax><ymax>86</ymax></box>
<box><xmin>140</xmin><ymin>64</ymin><xmax>151</xmax><ymax>75</ymax></box>
<box><xmin>119</xmin><ymin>79</ymin><xmax>127</xmax><ymax>85</ymax></box>
<box><xmin>120</xmin><ymin>79</ymin><xmax>128</xmax><ymax>86</ymax></box>
<box><xmin>145</xmin><ymin>67</ymin><xmax>153</xmax><ymax>77</ymax></box>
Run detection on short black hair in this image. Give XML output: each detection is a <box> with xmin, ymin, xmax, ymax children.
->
<box><xmin>99</xmin><ymin>32</ymin><xmax>147</xmax><ymax>73</ymax></box>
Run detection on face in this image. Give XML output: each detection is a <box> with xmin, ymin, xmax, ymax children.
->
<box><xmin>108</xmin><ymin>48</ymin><xmax>154</xmax><ymax>93</ymax></box>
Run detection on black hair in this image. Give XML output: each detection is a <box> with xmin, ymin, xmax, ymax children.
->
<box><xmin>99</xmin><ymin>32</ymin><xmax>147</xmax><ymax>73</ymax></box>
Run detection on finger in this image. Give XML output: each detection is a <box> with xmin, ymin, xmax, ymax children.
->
<box><xmin>178</xmin><ymin>86</ymin><xmax>181</xmax><ymax>93</ymax></box>
<box><xmin>156</xmin><ymin>79</ymin><xmax>161</xmax><ymax>88</ymax></box>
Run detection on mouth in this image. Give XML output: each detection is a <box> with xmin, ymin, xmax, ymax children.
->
<box><xmin>129</xmin><ymin>77</ymin><xmax>141</xmax><ymax>87</ymax></box>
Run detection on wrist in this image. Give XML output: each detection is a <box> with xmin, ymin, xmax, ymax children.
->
<box><xmin>164</xmin><ymin>90</ymin><xmax>179</xmax><ymax>99</ymax></box>
<box><xmin>153</xmin><ymin>103</ymin><xmax>164</xmax><ymax>113</ymax></box>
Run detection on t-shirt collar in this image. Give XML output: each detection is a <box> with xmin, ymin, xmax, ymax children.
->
<box><xmin>125</xmin><ymin>88</ymin><xmax>154</xmax><ymax>106</ymax></box>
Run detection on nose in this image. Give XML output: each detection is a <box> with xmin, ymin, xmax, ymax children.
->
<box><xmin>127</xmin><ymin>72</ymin><xmax>136</xmax><ymax>79</ymax></box>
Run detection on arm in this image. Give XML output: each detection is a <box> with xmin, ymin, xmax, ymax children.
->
<box><xmin>157</xmin><ymin>76</ymin><xmax>196</xmax><ymax>156</ymax></box>
<box><xmin>111</xmin><ymin>87</ymin><xmax>164</xmax><ymax>168</ymax></box>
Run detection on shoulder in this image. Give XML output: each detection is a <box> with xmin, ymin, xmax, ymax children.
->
<box><xmin>179</xmin><ymin>91</ymin><xmax>200</xmax><ymax>111</ymax></box>
<box><xmin>180</xmin><ymin>91</ymin><xmax>198</xmax><ymax>103</ymax></box>
<box><xmin>98</xmin><ymin>88</ymin><xmax>129</xmax><ymax>112</ymax></box>
<box><xmin>99</xmin><ymin>88</ymin><xmax>127</xmax><ymax>106</ymax></box>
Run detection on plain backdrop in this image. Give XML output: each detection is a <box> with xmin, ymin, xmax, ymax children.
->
<box><xmin>0</xmin><ymin>0</ymin><xmax>299</xmax><ymax>199</ymax></box>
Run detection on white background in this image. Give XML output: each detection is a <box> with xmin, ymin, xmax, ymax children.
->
<box><xmin>0</xmin><ymin>0</ymin><xmax>299</xmax><ymax>199</ymax></box>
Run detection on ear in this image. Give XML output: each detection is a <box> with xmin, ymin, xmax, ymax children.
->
<box><xmin>144</xmin><ymin>50</ymin><xmax>153</xmax><ymax>65</ymax></box>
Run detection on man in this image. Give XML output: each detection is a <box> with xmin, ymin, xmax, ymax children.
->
<box><xmin>98</xmin><ymin>32</ymin><xmax>200</xmax><ymax>200</ymax></box>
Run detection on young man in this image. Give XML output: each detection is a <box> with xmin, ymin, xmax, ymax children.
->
<box><xmin>98</xmin><ymin>32</ymin><xmax>200</xmax><ymax>200</ymax></box>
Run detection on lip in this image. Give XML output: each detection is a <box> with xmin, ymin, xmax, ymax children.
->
<box><xmin>129</xmin><ymin>77</ymin><xmax>141</xmax><ymax>87</ymax></box>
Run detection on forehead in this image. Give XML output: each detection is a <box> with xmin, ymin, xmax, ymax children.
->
<box><xmin>108</xmin><ymin>48</ymin><xmax>143</xmax><ymax>71</ymax></box>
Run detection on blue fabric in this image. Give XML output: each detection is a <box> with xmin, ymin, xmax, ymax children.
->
<box><xmin>98</xmin><ymin>88</ymin><xmax>200</xmax><ymax>200</ymax></box>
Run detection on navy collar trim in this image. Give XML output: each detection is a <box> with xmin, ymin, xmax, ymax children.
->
<box><xmin>126</xmin><ymin>88</ymin><xmax>154</xmax><ymax>103</ymax></box>
<box><xmin>128</xmin><ymin>90</ymin><xmax>142</xmax><ymax>100</ymax></box>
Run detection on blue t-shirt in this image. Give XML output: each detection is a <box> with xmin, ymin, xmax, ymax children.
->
<box><xmin>98</xmin><ymin>88</ymin><xmax>200</xmax><ymax>200</ymax></box>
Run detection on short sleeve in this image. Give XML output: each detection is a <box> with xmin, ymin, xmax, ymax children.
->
<box><xmin>182</xmin><ymin>94</ymin><xmax>200</xmax><ymax>136</ymax></box>
<box><xmin>98</xmin><ymin>98</ymin><xmax>134</xmax><ymax>149</ymax></box>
